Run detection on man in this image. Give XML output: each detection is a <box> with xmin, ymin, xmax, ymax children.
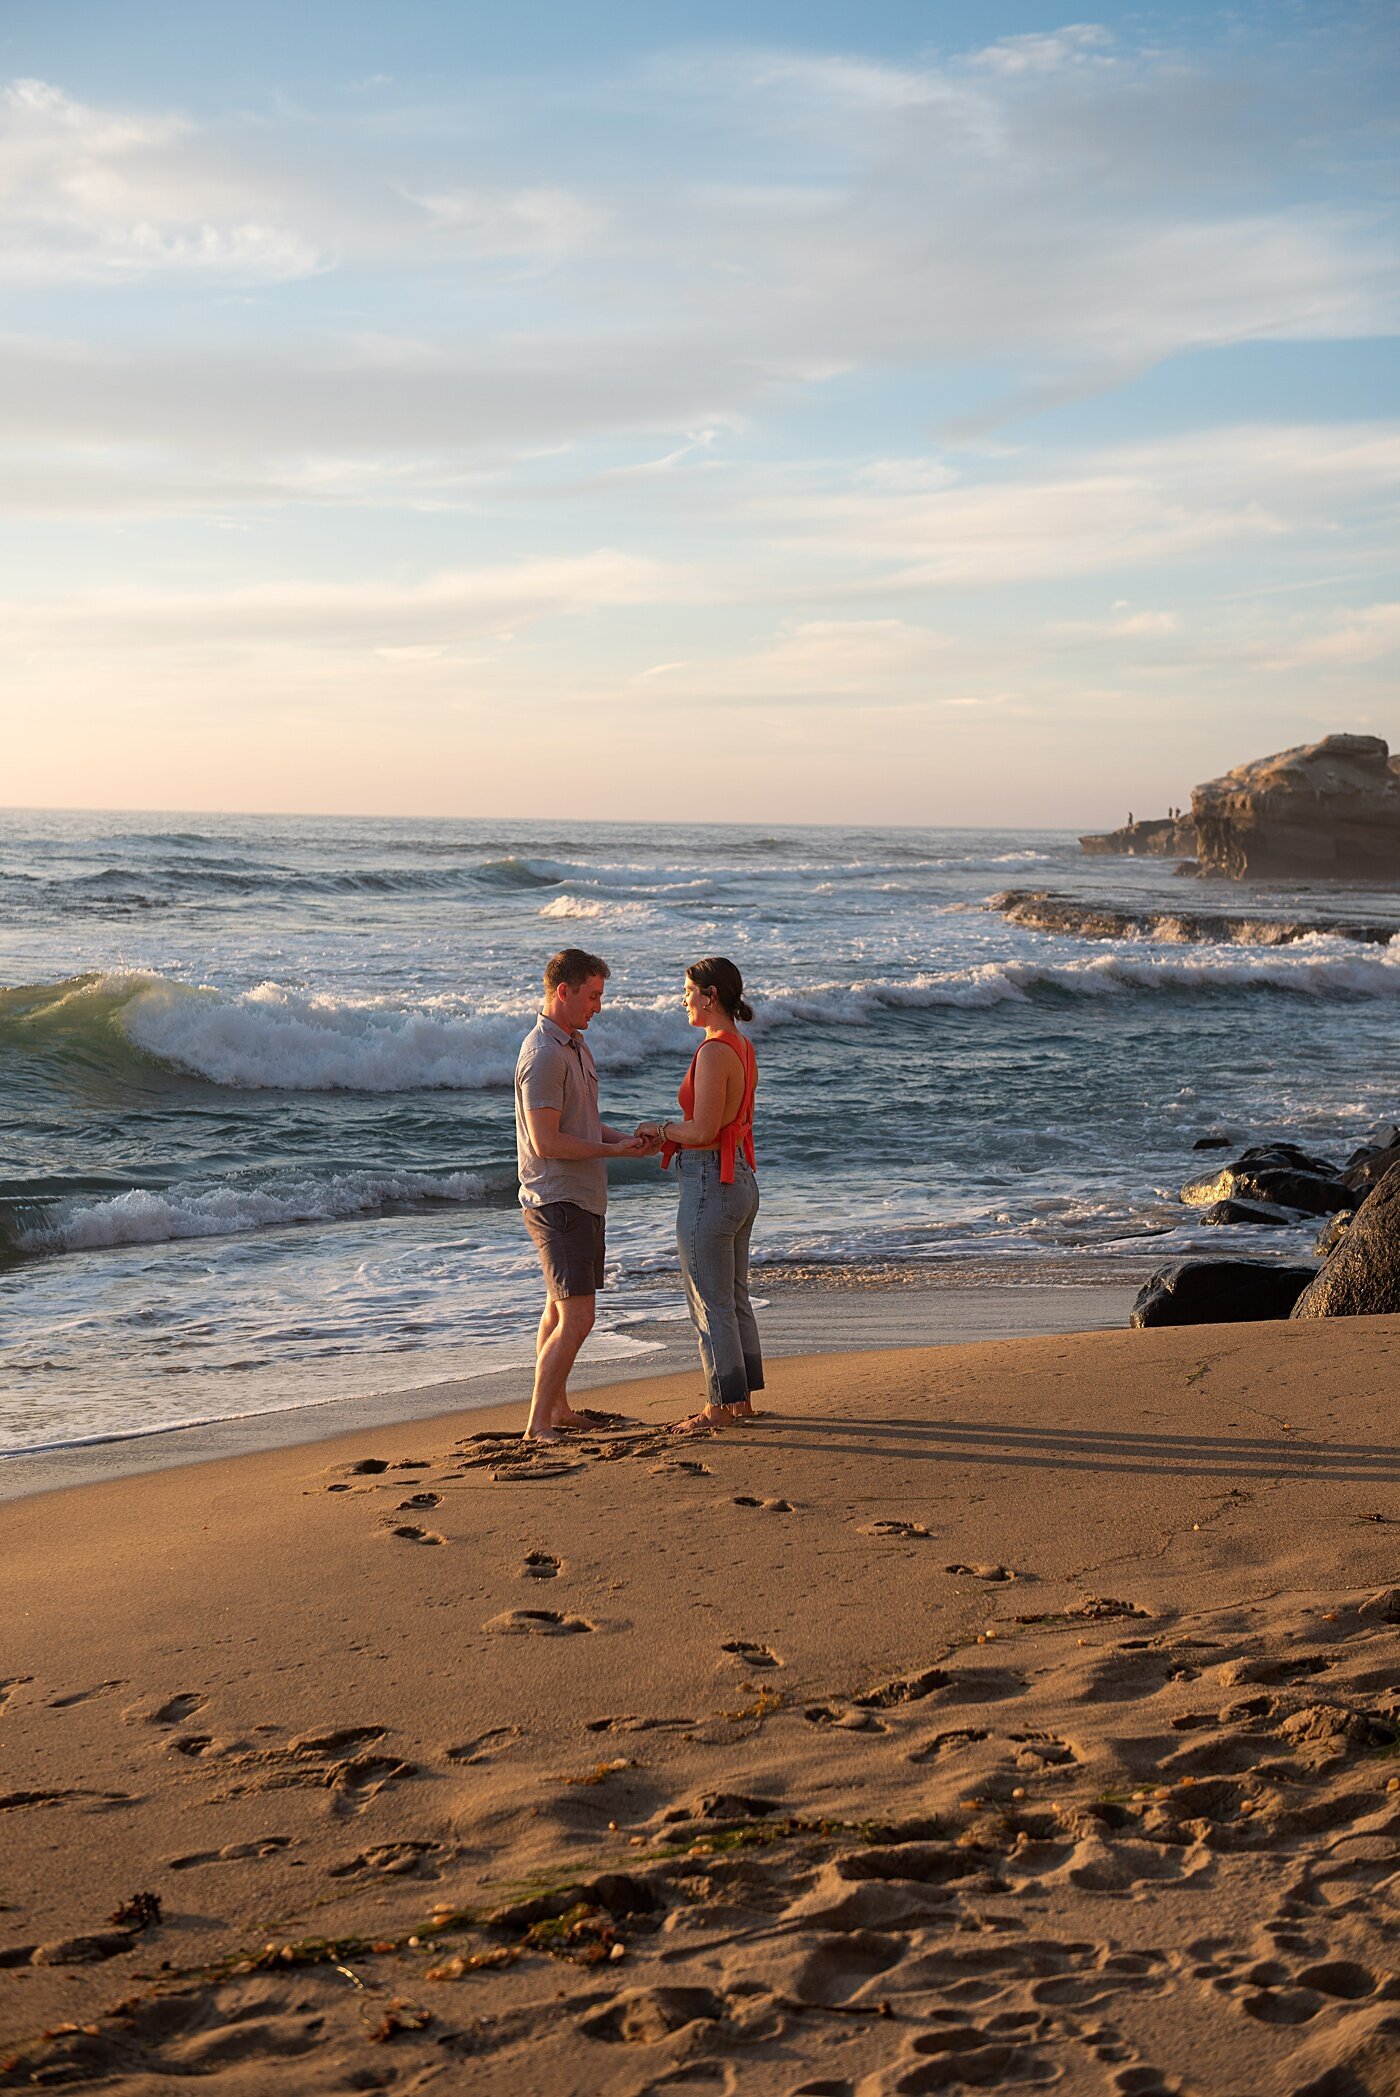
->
<box><xmin>515</xmin><ymin>949</ymin><xmax>648</xmax><ymax>1441</ymax></box>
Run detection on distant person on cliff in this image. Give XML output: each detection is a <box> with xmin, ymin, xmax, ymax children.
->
<box><xmin>637</xmin><ymin>957</ymin><xmax>763</xmax><ymax>1434</ymax></box>
<box><xmin>515</xmin><ymin>949</ymin><xmax>648</xmax><ymax>1441</ymax></box>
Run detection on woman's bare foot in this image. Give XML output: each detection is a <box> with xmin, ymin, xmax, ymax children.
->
<box><xmin>670</xmin><ymin>1405</ymin><xmax>731</xmax><ymax>1436</ymax></box>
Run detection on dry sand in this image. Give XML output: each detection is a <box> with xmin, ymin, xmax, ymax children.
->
<box><xmin>1</xmin><ymin>1316</ymin><xmax>1398</xmax><ymax>2095</ymax></box>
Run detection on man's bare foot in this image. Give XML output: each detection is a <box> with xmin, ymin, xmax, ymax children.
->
<box><xmin>524</xmin><ymin>1403</ymin><xmax>590</xmax><ymax>1441</ymax></box>
<box><xmin>729</xmin><ymin>1401</ymin><xmax>764</xmax><ymax>1420</ymax></box>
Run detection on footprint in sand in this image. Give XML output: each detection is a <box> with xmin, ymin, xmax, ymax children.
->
<box><xmin>651</xmin><ymin>1459</ymin><xmax>711</xmax><ymax>1477</ymax></box>
<box><xmin>720</xmin><ymin>1639</ymin><xmax>783</xmax><ymax>1669</ymax></box>
<box><xmin>521</xmin><ymin>1550</ymin><xmax>561</xmax><ymax>1579</ymax></box>
<box><xmin>0</xmin><ymin>1678</ymin><xmax>32</xmax><ymax>1714</ymax></box>
<box><xmin>446</xmin><ymin>1725</ymin><xmax>522</xmax><ymax>1763</ymax></box>
<box><xmin>380</xmin><ymin>1522</ymin><xmax>446</xmax><ymax>1545</ymax></box>
<box><xmin>860</xmin><ymin>1519</ymin><xmax>931</xmax><ymax>1539</ymax></box>
<box><xmin>163</xmin><ymin>1733</ymin><xmax>218</xmax><ymax>1758</ymax></box>
<box><xmin>47</xmin><ymin>1680</ymin><xmax>127</xmax><ymax>1709</ymax></box>
<box><xmin>325</xmin><ymin>1755</ymin><xmax>417</xmax><ymax>1813</ymax></box>
<box><xmin>491</xmin><ymin>1462</ymin><xmax>583</xmax><ymax>1482</ymax></box>
<box><xmin>732</xmin><ymin>1495</ymin><xmax>793</xmax><ymax>1513</ymax></box>
<box><xmin>446</xmin><ymin>1727</ymin><xmax>521</xmax><ymax>1761</ymax></box>
<box><xmin>803</xmin><ymin>1703</ymin><xmax>886</xmax><ymax>1731</ymax></box>
<box><xmin>123</xmin><ymin>1691</ymin><xmax>207</xmax><ymax>1727</ymax></box>
<box><xmin>203</xmin><ymin>1729</ymin><xmax>413</xmax><ymax>1812</ymax></box>
<box><xmin>945</xmin><ymin>1561</ymin><xmax>1015</xmax><ymax>1581</ymax></box>
<box><xmin>585</xmin><ymin>1714</ymin><xmax>693</xmax><ymax>1734</ymax></box>
<box><xmin>1010</xmin><ymin>1731</ymin><xmax>1078</xmax><ymax>1768</ymax></box>
<box><xmin>906</xmin><ymin>1726</ymin><xmax>990</xmax><ymax>1764</ymax></box>
<box><xmin>484</xmin><ymin>1608</ymin><xmax>595</xmax><ymax>1637</ymax></box>
<box><xmin>396</xmin><ymin>1491</ymin><xmax>441</xmax><ymax>1511</ymax></box>
<box><xmin>855</xmin><ymin>1665</ymin><xmax>948</xmax><ymax>1709</ymax></box>
<box><xmin>167</xmin><ymin>1836</ymin><xmax>293</xmax><ymax>1871</ymax></box>
<box><xmin>327</xmin><ymin>1839</ymin><xmax>441</xmax><ymax>1880</ymax></box>
<box><xmin>287</xmin><ymin>1726</ymin><xmax>386</xmax><ymax>1754</ymax></box>
<box><xmin>0</xmin><ymin>1787</ymin><xmax>134</xmax><ymax>1812</ymax></box>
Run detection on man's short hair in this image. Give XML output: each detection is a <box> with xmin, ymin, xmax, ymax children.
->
<box><xmin>544</xmin><ymin>948</ymin><xmax>611</xmax><ymax>994</ymax></box>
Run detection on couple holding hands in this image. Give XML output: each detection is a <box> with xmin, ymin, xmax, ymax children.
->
<box><xmin>513</xmin><ymin>947</ymin><xmax>762</xmax><ymax>1441</ymax></box>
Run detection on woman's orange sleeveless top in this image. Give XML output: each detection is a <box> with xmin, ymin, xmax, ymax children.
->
<box><xmin>661</xmin><ymin>1030</ymin><xmax>757</xmax><ymax>1184</ymax></box>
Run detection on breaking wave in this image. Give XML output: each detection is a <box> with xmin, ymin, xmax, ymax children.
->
<box><xmin>4</xmin><ymin>943</ymin><xmax>1396</xmax><ymax>1096</ymax></box>
<box><xmin>13</xmin><ymin>1169</ymin><xmax>490</xmax><ymax>1256</ymax></box>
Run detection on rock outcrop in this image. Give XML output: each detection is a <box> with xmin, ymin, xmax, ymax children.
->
<box><xmin>1191</xmin><ymin>734</ymin><xmax>1400</xmax><ymax>881</ymax></box>
<box><xmin>992</xmin><ymin>892</ymin><xmax>1397</xmax><ymax>947</ymax></box>
<box><xmin>1079</xmin><ymin>816</ymin><xmax>1195</xmax><ymax>858</ymax></box>
<box><xmin>1290</xmin><ymin>1163</ymin><xmax>1400</xmax><ymax>1318</ymax></box>
<box><xmin>1130</xmin><ymin>1260</ymin><xmax>1318</xmax><ymax>1327</ymax></box>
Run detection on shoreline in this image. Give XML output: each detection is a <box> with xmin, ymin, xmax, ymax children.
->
<box><xmin>0</xmin><ymin>1277</ymin><xmax>1137</xmax><ymax>1503</ymax></box>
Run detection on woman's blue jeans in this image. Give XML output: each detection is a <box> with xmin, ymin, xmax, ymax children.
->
<box><xmin>675</xmin><ymin>1150</ymin><xmax>764</xmax><ymax>1409</ymax></box>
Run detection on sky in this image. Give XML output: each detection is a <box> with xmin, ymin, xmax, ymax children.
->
<box><xmin>1</xmin><ymin>0</ymin><xmax>1397</xmax><ymax>826</ymax></box>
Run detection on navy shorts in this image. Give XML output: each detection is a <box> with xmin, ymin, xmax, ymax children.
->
<box><xmin>522</xmin><ymin>1201</ymin><xmax>606</xmax><ymax>1298</ymax></box>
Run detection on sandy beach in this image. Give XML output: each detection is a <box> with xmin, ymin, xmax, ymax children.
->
<box><xmin>2</xmin><ymin>1311</ymin><xmax>1398</xmax><ymax>2096</ymax></box>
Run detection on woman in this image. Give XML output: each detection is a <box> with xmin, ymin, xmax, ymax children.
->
<box><xmin>639</xmin><ymin>958</ymin><xmax>763</xmax><ymax>1434</ymax></box>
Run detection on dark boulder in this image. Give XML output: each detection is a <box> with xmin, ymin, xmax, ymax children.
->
<box><xmin>1199</xmin><ymin>1199</ymin><xmax>1301</xmax><ymax>1227</ymax></box>
<box><xmin>1235</xmin><ymin>1142</ymin><xmax>1342</xmax><ymax>1177</ymax></box>
<box><xmin>1131</xmin><ymin>1261</ymin><xmax>1319</xmax><ymax>1328</ymax></box>
<box><xmin>1180</xmin><ymin>1165</ymin><xmax>1356</xmax><ymax>1217</ymax></box>
<box><xmin>1342</xmin><ymin>1134</ymin><xmax>1400</xmax><ymax>1199</ymax></box>
<box><xmin>1193</xmin><ymin>1131</ymin><xmax>1236</xmax><ymax>1150</ymax></box>
<box><xmin>1291</xmin><ymin>1164</ymin><xmax>1400</xmax><ymax>1318</ymax></box>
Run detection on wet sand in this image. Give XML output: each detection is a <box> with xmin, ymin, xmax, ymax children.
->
<box><xmin>2</xmin><ymin>1314</ymin><xmax>1398</xmax><ymax>2095</ymax></box>
<box><xmin>0</xmin><ymin>1282</ymin><xmax>1137</xmax><ymax>1504</ymax></box>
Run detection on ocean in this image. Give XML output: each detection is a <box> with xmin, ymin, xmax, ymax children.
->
<box><xmin>2</xmin><ymin>809</ymin><xmax>1397</xmax><ymax>1457</ymax></box>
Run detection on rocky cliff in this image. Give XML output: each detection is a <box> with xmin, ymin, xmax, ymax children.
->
<box><xmin>1191</xmin><ymin>734</ymin><xmax>1400</xmax><ymax>881</ymax></box>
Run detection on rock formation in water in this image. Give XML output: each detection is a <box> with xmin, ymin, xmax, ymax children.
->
<box><xmin>991</xmin><ymin>891</ymin><xmax>1398</xmax><ymax>946</ymax></box>
<box><xmin>1179</xmin><ymin>1143</ymin><xmax>1357</xmax><ymax>1220</ymax></box>
<box><xmin>1078</xmin><ymin>816</ymin><xmax>1195</xmax><ymax>858</ymax></box>
<box><xmin>1191</xmin><ymin>734</ymin><xmax>1400</xmax><ymax>881</ymax></box>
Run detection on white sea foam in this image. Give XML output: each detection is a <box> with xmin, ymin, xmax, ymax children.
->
<box><xmin>538</xmin><ymin>892</ymin><xmax>658</xmax><ymax>925</ymax></box>
<box><xmin>21</xmin><ymin>1169</ymin><xmax>488</xmax><ymax>1253</ymax></box>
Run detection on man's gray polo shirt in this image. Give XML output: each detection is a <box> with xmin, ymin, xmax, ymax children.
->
<box><xmin>515</xmin><ymin>1014</ymin><xmax>607</xmax><ymax>1216</ymax></box>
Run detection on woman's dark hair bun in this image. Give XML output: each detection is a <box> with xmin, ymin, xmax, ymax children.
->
<box><xmin>688</xmin><ymin>956</ymin><xmax>753</xmax><ymax>1024</ymax></box>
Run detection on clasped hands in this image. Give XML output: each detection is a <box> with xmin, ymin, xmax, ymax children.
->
<box><xmin>610</xmin><ymin>1123</ymin><xmax>668</xmax><ymax>1157</ymax></box>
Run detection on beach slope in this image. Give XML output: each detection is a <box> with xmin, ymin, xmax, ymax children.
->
<box><xmin>2</xmin><ymin>1318</ymin><xmax>1398</xmax><ymax>2094</ymax></box>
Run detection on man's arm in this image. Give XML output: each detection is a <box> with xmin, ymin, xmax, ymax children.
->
<box><xmin>525</xmin><ymin>1105</ymin><xmax>645</xmax><ymax>1160</ymax></box>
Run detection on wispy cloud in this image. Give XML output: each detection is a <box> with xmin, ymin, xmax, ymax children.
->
<box><xmin>0</xmin><ymin>77</ymin><xmax>323</xmax><ymax>283</ymax></box>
